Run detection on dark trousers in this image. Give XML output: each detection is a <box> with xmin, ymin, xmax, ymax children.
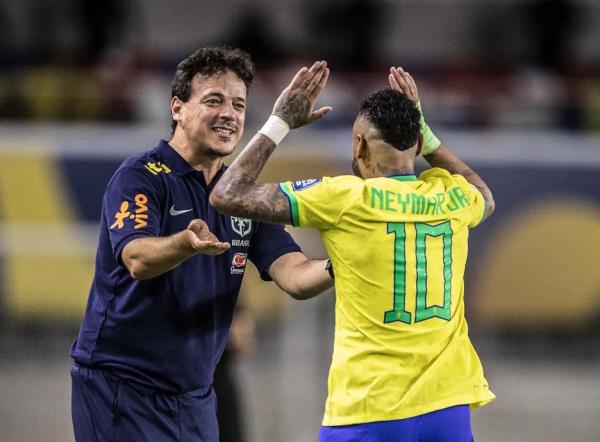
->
<box><xmin>71</xmin><ymin>364</ymin><xmax>218</xmax><ymax>442</ymax></box>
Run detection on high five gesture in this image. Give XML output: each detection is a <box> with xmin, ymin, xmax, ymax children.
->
<box><xmin>273</xmin><ymin>60</ymin><xmax>332</xmax><ymax>129</ymax></box>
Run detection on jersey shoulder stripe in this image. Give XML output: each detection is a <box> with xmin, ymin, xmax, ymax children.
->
<box><xmin>279</xmin><ymin>182</ymin><xmax>300</xmax><ymax>226</ymax></box>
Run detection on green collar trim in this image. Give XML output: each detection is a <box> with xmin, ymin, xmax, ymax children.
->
<box><xmin>389</xmin><ymin>175</ymin><xmax>417</xmax><ymax>182</ymax></box>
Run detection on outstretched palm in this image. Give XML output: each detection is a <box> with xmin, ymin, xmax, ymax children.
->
<box><xmin>186</xmin><ymin>219</ymin><xmax>230</xmax><ymax>255</ymax></box>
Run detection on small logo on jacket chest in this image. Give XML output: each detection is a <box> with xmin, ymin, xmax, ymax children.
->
<box><xmin>231</xmin><ymin>217</ymin><xmax>252</xmax><ymax>237</ymax></box>
<box><xmin>231</xmin><ymin>252</ymin><xmax>247</xmax><ymax>275</ymax></box>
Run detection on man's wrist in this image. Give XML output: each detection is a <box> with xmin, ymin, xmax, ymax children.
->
<box><xmin>180</xmin><ymin>229</ymin><xmax>200</xmax><ymax>255</ymax></box>
<box><xmin>416</xmin><ymin>102</ymin><xmax>441</xmax><ymax>156</ymax></box>
<box><xmin>258</xmin><ymin>115</ymin><xmax>290</xmax><ymax>145</ymax></box>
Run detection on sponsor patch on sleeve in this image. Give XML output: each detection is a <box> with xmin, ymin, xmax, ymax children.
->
<box><xmin>144</xmin><ymin>161</ymin><xmax>171</xmax><ymax>175</ymax></box>
<box><xmin>292</xmin><ymin>179</ymin><xmax>321</xmax><ymax>191</ymax></box>
<box><xmin>110</xmin><ymin>193</ymin><xmax>149</xmax><ymax>229</ymax></box>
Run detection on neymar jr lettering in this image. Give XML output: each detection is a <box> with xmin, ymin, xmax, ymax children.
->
<box><xmin>370</xmin><ymin>186</ymin><xmax>472</xmax><ymax>216</ymax></box>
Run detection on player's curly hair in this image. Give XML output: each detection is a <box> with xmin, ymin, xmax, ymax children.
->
<box><xmin>170</xmin><ymin>47</ymin><xmax>255</xmax><ymax>133</ymax></box>
<box><xmin>358</xmin><ymin>89</ymin><xmax>420</xmax><ymax>151</ymax></box>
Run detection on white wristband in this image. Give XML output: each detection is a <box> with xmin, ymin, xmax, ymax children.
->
<box><xmin>259</xmin><ymin>115</ymin><xmax>290</xmax><ymax>145</ymax></box>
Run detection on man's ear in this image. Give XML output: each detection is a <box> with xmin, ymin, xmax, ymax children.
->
<box><xmin>416</xmin><ymin>133</ymin><xmax>423</xmax><ymax>157</ymax></box>
<box><xmin>356</xmin><ymin>134</ymin><xmax>368</xmax><ymax>159</ymax></box>
<box><xmin>171</xmin><ymin>96</ymin><xmax>183</xmax><ymax>123</ymax></box>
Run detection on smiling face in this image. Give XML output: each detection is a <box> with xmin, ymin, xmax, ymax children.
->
<box><xmin>171</xmin><ymin>70</ymin><xmax>247</xmax><ymax>158</ymax></box>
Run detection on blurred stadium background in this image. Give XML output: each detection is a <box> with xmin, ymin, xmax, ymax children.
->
<box><xmin>0</xmin><ymin>0</ymin><xmax>599</xmax><ymax>441</ymax></box>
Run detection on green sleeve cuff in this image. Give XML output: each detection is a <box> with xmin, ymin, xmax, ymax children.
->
<box><xmin>278</xmin><ymin>183</ymin><xmax>301</xmax><ymax>226</ymax></box>
<box><xmin>417</xmin><ymin>102</ymin><xmax>441</xmax><ymax>155</ymax></box>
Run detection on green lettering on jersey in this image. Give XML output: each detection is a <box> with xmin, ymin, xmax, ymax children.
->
<box><xmin>384</xmin><ymin>222</ymin><xmax>454</xmax><ymax>325</ymax></box>
<box><xmin>451</xmin><ymin>187</ymin><xmax>470</xmax><ymax>208</ymax></box>
<box><xmin>411</xmin><ymin>194</ymin><xmax>426</xmax><ymax>214</ymax></box>
<box><xmin>397</xmin><ymin>193</ymin><xmax>410</xmax><ymax>214</ymax></box>
<box><xmin>446</xmin><ymin>190</ymin><xmax>459</xmax><ymax>212</ymax></box>
<box><xmin>371</xmin><ymin>187</ymin><xmax>384</xmax><ymax>210</ymax></box>
<box><xmin>436</xmin><ymin>193</ymin><xmax>446</xmax><ymax>214</ymax></box>
<box><xmin>426</xmin><ymin>197</ymin><xmax>438</xmax><ymax>215</ymax></box>
<box><xmin>384</xmin><ymin>223</ymin><xmax>411</xmax><ymax>324</ymax></box>
<box><xmin>414</xmin><ymin>222</ymin><xmax>453</xmax><ymax>322</ymax></box>
<box><xmin>385</xmin><ymin>190</ymin><xmax>397</xmax><ymax>212</ymax></box>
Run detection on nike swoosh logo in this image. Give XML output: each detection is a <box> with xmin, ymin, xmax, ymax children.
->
<box><xmin>170</xmin><ymin>205</ymin><xmax>193</xmax><ymax>216</ymax></box>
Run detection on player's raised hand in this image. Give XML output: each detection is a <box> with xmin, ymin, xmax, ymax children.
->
<box><xmin>272</xmin><ymin>60</ymin><xmax>332</xmax><ymax>129</ymax></box>
<box><xmin>389</xmin><ymin>67</ymin><xmax>420</xmax><ymax>103</ymax></box>
<box><xmin>186</xmin><ymin>219</ymin><xmax>230</xmax><ymax>255</ymax></box>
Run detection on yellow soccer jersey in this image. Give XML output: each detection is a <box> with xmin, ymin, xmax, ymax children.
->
<box><xmin>279</xmin><ymin>168</ymin><xmax>495</xmax><ymax>426</ymax></box>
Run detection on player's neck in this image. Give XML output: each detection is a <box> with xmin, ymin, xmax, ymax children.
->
<box><xmin>366</xmin><ymin>142</ymin><xmax>416</xmax><ymax>179</ymax></box>
<box><xmin>383</xmin><ymin>166</ymin><xmax>415</xmax><ymax>177</ymax></box>
<box><xmin>366</xmin><ymin>164</ymin><xmax>415</xmax><ymax>179</ymax></box>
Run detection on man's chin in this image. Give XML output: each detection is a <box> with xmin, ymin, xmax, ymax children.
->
<box><xmin>202</xmin><ymin>143</ymin><xmax>237</xmax><ymax>158</ymax></box>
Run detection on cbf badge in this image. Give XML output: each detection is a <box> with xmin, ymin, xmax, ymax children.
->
<box><xmin>292</xmin><ymin>179</ymin><xmax>320</xmax><ymax>191</ymax></box>
<box><xmin>231</xmin><ymin>216</ymin><xmax>252</xmax><ymax>237</ymax></box>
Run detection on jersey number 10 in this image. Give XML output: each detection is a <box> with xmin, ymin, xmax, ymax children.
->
<box><xmin>384</xmin><ymin>221</ymin><xmax>453</xmax><ymax>325</ymax></box>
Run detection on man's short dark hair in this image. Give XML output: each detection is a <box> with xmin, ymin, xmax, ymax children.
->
<box><xmin>170</xmin><ymin>47</ymin><xmax>255</xmax><ymax>133</ymax></box>
<box><xmin>358</xmin><ymin>89</ymin><xmax>420</xmax><ymax>151</ymax></box>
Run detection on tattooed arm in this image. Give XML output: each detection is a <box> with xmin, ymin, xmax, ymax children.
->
<box><xmin>210</xmin><ymin>60</ymin><xmax>331</xmax><ymax>224</ymax></box>
<box><xmin>210</xmin><ymin>61</ymin><xmax>334</xmax><ymax>298</ymax></box>
<box><xmin>389</xmin><ymin>66</ymin><xmax>495</xmax><ymax>221</ymax></box>
<box><xmin>423</xmin><ymin>145</ymin><xmax>495</xmax><ymax>220</ymax></box>
<box><xmin>210</xmin><ymin>132</ymin><xmax>292</xmax><ymax>223</ymax></box>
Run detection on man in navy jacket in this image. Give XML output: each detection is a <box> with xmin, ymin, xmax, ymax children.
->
<box><xmin>70</xmin><ymin>47</ymin><xmax>333</xmax><ymax>442</ymax></box>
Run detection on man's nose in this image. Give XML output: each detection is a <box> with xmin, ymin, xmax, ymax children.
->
<box><xmin>219</xmin><ymin>103</ymin><xmax>237</xmax><ymax>120</ymax></box>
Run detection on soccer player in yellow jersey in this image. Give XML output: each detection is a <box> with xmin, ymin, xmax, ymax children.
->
<box><xmin>211</xmin><ymin>61</ymin><xmax>496</xmax><ymax>442</ymax></box>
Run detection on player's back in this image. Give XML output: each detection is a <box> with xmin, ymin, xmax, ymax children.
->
<box><xmin>279</xmin><ymin>168</ymin><xmax>494</xmax><ymax>425</ymax></box>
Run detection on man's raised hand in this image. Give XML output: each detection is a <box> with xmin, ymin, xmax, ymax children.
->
<box><xmin>273</xmin><ymin>60</ymin><xmax>332</xmax><ymax>129</ymax></box>
<box><xmin>389</xmin><ymin>67</ymin><xmax>420</xmax><ymax>103</ymax></box>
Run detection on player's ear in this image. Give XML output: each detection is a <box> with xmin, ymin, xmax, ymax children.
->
<box><xmin>356</xmin><ymin>134</ymin><xmax>368</xmax><ymax>159</ymax></box>
<box><xmin>416</xmin><ymin>133</ymin><xmax>423</xmax><ymax>157</ymax></box>
<box><xmin>171</xmin><ymin>96</ymin><xmax>183</xmax><ymax>123</ymax></box>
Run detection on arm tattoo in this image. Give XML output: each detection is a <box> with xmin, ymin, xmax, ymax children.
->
<box><xmin>425</xmin><ymin>149</ymin><xmax>492</xmax><ymax>202</ymax></box>
<box><xmin>274</xmin><ymin>92</ymin><xmax>311</xmax><ymax>129</ymax></box>
<box><xmin>213</xmin><ymin>88</ymin><xmax>318</xmax><ymax>222</ymax></box>
<box><xmin>212</xmin><ymin>134</ymin><xmax>293</xmax><ymax>224</ymax></box>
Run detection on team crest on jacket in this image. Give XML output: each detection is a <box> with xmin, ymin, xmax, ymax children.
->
<box><xmin>292</xmin><ymin>179</ymin><xmax>320</xmax><ymax>191</ymax></box>
<box><xmin>231</xmin><ymin>216</ymin><xmax>252</xmax><ymax>237</ymax></box>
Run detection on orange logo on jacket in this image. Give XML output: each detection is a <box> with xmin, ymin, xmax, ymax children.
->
<box><xmin>110</xmin><ymin>194</ymin><xmax>149</xmax><ymax>229</ymax></box>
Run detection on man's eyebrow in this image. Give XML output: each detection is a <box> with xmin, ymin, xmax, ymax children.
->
<box><xmin>201</xmin><ymin>92</ymin><xmax>245</xmax><ymax>102</ymax></box>
<box><xmin>202</xmin><ymin>91</ymin><xmax>225</xmax><ymax>99</ymax></box>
